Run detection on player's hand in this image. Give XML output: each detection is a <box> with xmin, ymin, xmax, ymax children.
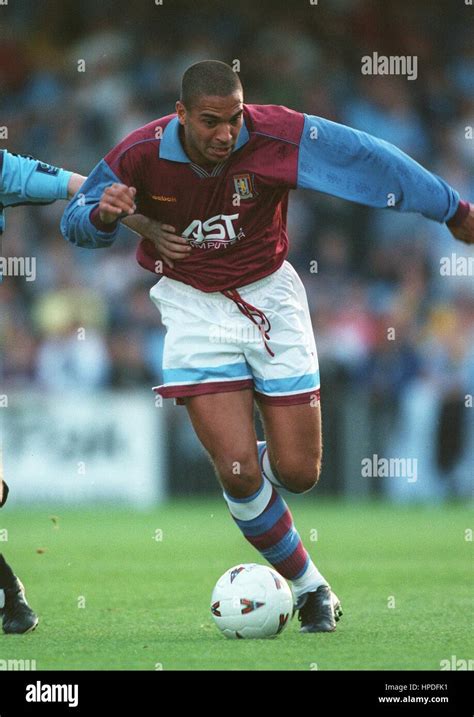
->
<box><xmin>448</xmin><ymin>203</ymin><xmax>474</xmax><ymax>245</ymax></box>
<box><xmin>140</xmin><ymin>221</ymin><xmax>192</xmax><ymax>269</ymax></box>
<box><xmin>99</xmin><ymin>183</ymin><xmax>137</xmax><ymax>224</ymax></box>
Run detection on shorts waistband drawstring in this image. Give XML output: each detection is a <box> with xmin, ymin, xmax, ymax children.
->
<box><xmin>221</xmin><ymin>288</ymin><xmax>275</xmax><ymax>358</ymax></box>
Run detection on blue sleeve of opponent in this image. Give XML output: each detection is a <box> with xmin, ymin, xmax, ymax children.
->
<box><xmin>0</xmin><ymin>150</ymin><xmax>71</xmax><ymax>205</ymax></box>
<box><xmin>297</xmin><ymin>114</ymin><xmax>460</xmax><ymax>223</ymax></box>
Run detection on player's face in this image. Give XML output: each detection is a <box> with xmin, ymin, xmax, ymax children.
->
<box><xmin>177</xmin><ymin>93</ymin><xmax>244</xmax><ymax>166</ymax></box>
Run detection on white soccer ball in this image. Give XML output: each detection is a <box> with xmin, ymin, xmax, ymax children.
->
<box><xmin>210</xmin><ymin>563</ymin><xmax>294</xmax><ymax>639</ymax></box>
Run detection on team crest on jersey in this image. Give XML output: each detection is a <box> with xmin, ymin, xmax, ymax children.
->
<box><xmin>233</xmin><ymin>173</ymin><xmax>257</xmax><ymax>200</ymax></box>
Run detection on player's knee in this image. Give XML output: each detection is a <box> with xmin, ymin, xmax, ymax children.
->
<box><xmin>215</xmin><ymin>453</ymin><xmax>262</xmax><ymax>499</ymax></box>
<box><xmin>277</xmin><ymin>455</ymin><xmax>321</xmax><ymax>494</ymax></box>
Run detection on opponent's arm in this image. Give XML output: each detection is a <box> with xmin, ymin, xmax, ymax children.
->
<box><xmin>67</xmin><ymin>172</ymin><xmax>87</xmax><ymax>198</ymax></box>
<box><xmin>297</xmin><ymin>115</ymin><xmax>473</xmax><ymax>243</ymax></box>
<box><xmin>0</xmin><ymin>150</ymin><xmax>75</xmax><ymax>204</ymax></box>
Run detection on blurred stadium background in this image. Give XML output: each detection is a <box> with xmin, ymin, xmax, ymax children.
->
<box><xmin>1</xmin><ymin>0</ymin><xmax>473</xmax><ymax>506</ymax></box>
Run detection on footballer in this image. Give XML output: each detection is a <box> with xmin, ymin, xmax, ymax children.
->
<box><xmin>61</xmin><ymin>61</ymin><xmax>473</xmax><ymax>633</ymax></box>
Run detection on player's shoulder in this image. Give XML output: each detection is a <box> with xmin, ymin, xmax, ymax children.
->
<box><xmin>243</xmin><ymin>104</ymin><xmax>305</xmax><ymax>144</ymax></box>
<box><xmin>106</xmin><ymin>114</ymin><xmax>176</xmax><ymax>163</ymax></box>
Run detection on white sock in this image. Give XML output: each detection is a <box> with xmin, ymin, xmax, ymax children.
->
<box><xmin>257</xmin><ymin>441</ymin><xmax>286</xmax><ymax>489</ymax></box>
<box><xmin>291</xmin><ymin>560</ymin><xmax>329</xmax><ymax>600</ymax></box>
<box><xmin>223</xmin><ymin>476</ymin><xmax>272</xmax><ymax>520</ymax></box>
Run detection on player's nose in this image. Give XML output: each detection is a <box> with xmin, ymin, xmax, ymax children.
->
<box><xmin>214</xmin><ymin>127</ymin><xmax>233</xmax><ymax>145</ymax></box>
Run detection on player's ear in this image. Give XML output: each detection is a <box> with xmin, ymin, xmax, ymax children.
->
<box><xmin>176</xmin><ymin>101</ymin><xmax>186</xmax><ymax>125</ymax></box>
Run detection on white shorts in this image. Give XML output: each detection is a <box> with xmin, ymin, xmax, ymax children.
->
<box><xmin>150</xmin><ymin>261</ymin><xmax>320</xmax><ymax>405</ymax></box>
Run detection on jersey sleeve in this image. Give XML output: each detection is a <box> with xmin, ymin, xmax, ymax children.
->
<box><xmin>296</xmin><ymin>114</ymin><xmax>461</xmax><ymax>223</ymax></box>
<box><xmin>60</xmin><ymin>139</ymin><xmax>143</xmax><ymax>249</ymax></box>
<box><xmin>0</xmin><ymin>150</ymin><xmax>72</xmax><ymax>203</ymax></box>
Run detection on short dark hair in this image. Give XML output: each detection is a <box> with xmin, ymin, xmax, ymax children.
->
<box><xmin>181</xmin><ymin>60</ymin><xmax>242</xmax><ymax>109</ymax></box>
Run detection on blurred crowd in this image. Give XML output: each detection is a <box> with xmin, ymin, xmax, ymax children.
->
<box><xmin>1</xmin><ymin>0</ymin><xmax>473</xmax><ymax>494</ymax></box>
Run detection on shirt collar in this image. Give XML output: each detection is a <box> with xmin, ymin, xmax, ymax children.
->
<box><xmin>159</xmin><ymin>115</ymin><xmax>250</xmax><ymax>163</ymax></box>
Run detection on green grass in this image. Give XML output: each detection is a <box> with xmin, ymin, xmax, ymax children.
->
<box><xmin>0</xmin><ymin>499</ymin><xmax>472</xmax><ymax>670</ymax></box>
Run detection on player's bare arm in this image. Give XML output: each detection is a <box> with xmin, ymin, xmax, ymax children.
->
<box><xmin>122</xmin><ymin>217</ymin><xmax>191</xmax><ymax>268</ymax></box>
<box><xmin>67</xmin><ymin>173</ymin><xmax>87</xmax><ymax>198</ymax></box>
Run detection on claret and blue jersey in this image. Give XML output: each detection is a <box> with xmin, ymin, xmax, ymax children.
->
<box><xmin>60</xmin><ymin>104</ymin><xmax>461</xmax><ymax>293</ymax></box>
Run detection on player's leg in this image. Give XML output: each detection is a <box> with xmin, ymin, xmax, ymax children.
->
<box><xmin>0</xmin><ymin>554</ymin><xmax>38</xmax><ymax>635</ymax></box>
<box><xmin>256</xmin><ymin>398</ymin><xmax>322</xmax><ymax>495</ymax></box>
<box><xmin>0</xmin><ymin>461</ymin><xmax>38</xmax><ymax>634</ymax></box>
<box><xmin>185</xmin><ymin>388</ymin><xmax>318</xmax><ymax>575</ymax></box>
<box><xmin>184</xmin><ymin>388</ymin><xmax>261</xmax><ymax>499</ymax></box>
<box><xmin>185</xmin><ymin>389</ymin><xmax>338</xmax><ymax>631</ymax></box>
<box><xmin>239</xmin><ymin>262</ymin><xmax>341</xmax><ymax>631</ymax></box>
<box><xmin>255</xmin><ymin>397</ymin><xmax>342</xmax><ymax>631</ymax></box>
<box><xmin>0</xmin><ymin>478</ymin><xmax>9</xmax><ymax>507</ymax></box>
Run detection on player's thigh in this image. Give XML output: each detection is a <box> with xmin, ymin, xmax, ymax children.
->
<box><xmin>257</xmin><ymin>398</ymin><xmax>322</xmax><ymax>493</ymax></box>
<box><xmin>184</xmin><ymin>389</ymin><xmax>261</xmax><ymax>497</ymax></box>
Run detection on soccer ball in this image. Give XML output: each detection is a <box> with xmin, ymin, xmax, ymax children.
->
<box><xmin>210</xmin><ymin>563</ymin><xmax>294</xmax><ymax>639</ymax></box>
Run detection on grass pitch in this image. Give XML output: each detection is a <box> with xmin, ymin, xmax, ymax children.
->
<box><xmin>0</xmin><ymin>499</ymin><xmax>472</xmax><ymax>671</ymax></box>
